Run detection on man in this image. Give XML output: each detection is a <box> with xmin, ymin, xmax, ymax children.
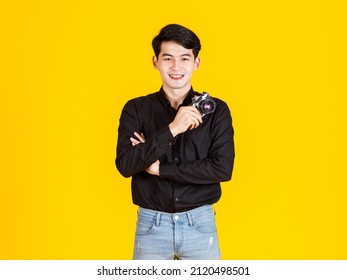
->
<box><xmin>116</xmin><ymin>24</ymin><xmax>235</xmax><ymax>260</ymax></box>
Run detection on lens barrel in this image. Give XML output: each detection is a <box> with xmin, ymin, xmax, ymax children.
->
<box><xmin>191</xmin><ymin>92</ymin><xmax>216</xmax><ymax>116</ymax></box>
<box><xmin>198</xmin><ymin>99</ymin><xmax>215</xmax><ymax>114</ymax></box>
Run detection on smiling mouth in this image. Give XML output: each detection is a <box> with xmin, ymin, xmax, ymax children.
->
<box><xmin>169</xmin><ymin>74</ymin><xmax>184</xmax><ymax>80</ymax></box>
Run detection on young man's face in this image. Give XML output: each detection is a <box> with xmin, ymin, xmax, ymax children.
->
<box><xmin>153</xmin><ymin>41</ymin><xmax>200</xmax><ymax>94</ymax></box>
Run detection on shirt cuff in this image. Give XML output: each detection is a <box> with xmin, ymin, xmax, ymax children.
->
<box><xmin>155</xmin><ymin>125</ymin><xmax>177</xmax><ymax>148</ymax></box>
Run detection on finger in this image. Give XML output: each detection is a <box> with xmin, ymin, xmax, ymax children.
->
<box><xmin>130</xmin><ymin>137</ymin><xmax>141</xmax><ymax>146</ymax></box>
<box><xmin>188</xmin><ymin>116</ymin><xmax>199</xmax><ymax>130</ymax></box>
<box><xmin>134</xmin><ymin>132</ymin><xmax>146</xmax><ymax>143</ymax></box>
<box><xmin>187</xmin><ymin>107</ymin><xmax>203</xmax><ymax>123</ymax></box>
<box><xmin>192</xmin><ymin>116</ymin><xmax>200</xmax><ymax>128</ymax></box>
<box><xmin>130</xmin><ymin>137</ymin><xmax>140</xmax><ymax>144</ymax></box>
<box><xmin>193</xmin><ymin>111</ymin><xmax>203</xmax><ymax>123</ymax></box>
<box><xmin>188</xmin><ymin>105</ymin><xmax>201</xmax><ymax>115</ymax></box>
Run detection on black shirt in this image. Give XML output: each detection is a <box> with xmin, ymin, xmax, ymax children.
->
<box><xmin>116</xmin><ymin>87</ymin><xmax>235</xmax><ymax>213</ymax></box>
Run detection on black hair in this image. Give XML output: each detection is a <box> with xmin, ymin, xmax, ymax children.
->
<box><xmin>152</xmin><ymin>24</ymin><xmax>201</xmax><ymax>58</ymax></box>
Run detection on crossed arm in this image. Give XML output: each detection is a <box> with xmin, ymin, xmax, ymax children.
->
<box><xmin>116</xmin><ymin>100</ymin><xmax>234</xmax><ymax>183</ymax></box>
<box><xmin>128</xmin><ymin>106</ymin><xmax>203</xmax><ymax>176</ymax></box>
<box><xmin>130</xmin><ymin>132</ymin><xmax>160</xmax><ymax>175</ymax></box>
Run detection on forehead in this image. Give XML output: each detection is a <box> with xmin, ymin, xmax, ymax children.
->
<box><xmin>159</xmin><ymin>41</ymin><xmax>194</xmax><ymax>56</ymax></box>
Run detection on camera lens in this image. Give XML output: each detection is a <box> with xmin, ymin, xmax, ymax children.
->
<box><xmin>191</xmin><ymin>92</ymin><xmax>216</xmax><ymax>116</ymax></box>
<box><xmin>200</xmin><ymin>100</ymin><xmax>215</xmax><ymax>114</ymax></box>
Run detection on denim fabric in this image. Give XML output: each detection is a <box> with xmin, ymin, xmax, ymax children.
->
<box><xmin>133</xmin><ymin>205</ymin><xmax>220</xmax><ymax>260</ymax></box>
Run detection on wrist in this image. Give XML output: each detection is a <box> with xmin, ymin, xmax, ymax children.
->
<box><xmin>169</xmin><ymin>123</ymin><xmax>179</xmax><ymax>137</ymax></box>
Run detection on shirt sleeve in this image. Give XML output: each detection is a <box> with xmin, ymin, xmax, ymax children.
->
<box><xmin>159</xmin><ymin>101</ymin><xmax>235</xmax><ymax>185</ymax></box>
<box><xmin>115</xmin><ymin>99</ymin><xmax>176</xmax><ymax>178</ymax></box>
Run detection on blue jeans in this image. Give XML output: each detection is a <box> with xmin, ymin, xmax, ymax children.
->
<box><xmin>133</xmin><ymin>205</ymin><xmax>221</xmax><ymax>260</ymax></box>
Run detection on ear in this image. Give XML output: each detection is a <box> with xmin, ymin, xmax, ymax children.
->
<box><xmin>194</xmin><ymin>57</ymin><xmax>200</xmax><ymax>70</ymax></box>
<box><xmin>152</xmin><ymin>56</ymin><xmax>159</xmax><ymax>69</ymax></box>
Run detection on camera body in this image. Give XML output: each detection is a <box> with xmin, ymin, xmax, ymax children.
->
<box><xmin>190</xmin><ymin>92</ymin><xmax>216</xmax><ymax>117</ymax></box>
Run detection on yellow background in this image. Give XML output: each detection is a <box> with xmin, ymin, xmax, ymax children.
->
<box><xmin>1</xmin><ymin>0</ymin><xmax>346</xmax><ymax>259</ymax></box>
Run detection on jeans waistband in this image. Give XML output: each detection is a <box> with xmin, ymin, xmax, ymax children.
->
<box><xmin>137</xmin><ymin>205</ymin><xmax>214</xmax><ymax>226</ymax></box>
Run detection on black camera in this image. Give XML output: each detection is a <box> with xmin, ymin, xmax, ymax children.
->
<box><xmin>191</xmin><ymin>92</ymin><xmax>216</xmax><ymax>117</ymax></box>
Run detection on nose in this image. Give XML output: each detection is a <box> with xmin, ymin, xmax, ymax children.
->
<box><xmin>171</xmin><ymin>59</ymin><xmax>181</xmax><ymax>70</ymax></box>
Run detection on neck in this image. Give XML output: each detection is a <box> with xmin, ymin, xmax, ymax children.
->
<box><xmin>163</xmin><ymin>84</ymin><xmax>191</xmax><ymax>109</ymax></box>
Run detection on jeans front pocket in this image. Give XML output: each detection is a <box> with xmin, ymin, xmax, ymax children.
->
<box><xmin>135</xmin><ymin>215</ymin><xmax>157</xmax><ymax>236</ymax></box>
<box><xmin>193</xmin><ymin>211</ymin><xmax>217</xmax><ymax>234</ymax></box>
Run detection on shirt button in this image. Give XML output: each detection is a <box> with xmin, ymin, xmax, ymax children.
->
<box><xmin>175</xmin><ymin>197</ymin><xmax>179</xmax><ymax>202</ymax></box>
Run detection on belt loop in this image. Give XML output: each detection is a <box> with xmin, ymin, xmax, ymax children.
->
<box><xmin>187</xmin><ymin>212</ymin><xmax>193</xmax><ymax>226</ymax></box>
<box><xmin>155</xmin><ymin>212</ymin><xmax>161</xmax><ymax>226</ymax></box>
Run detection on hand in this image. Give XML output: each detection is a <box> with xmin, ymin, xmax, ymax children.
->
<box><xmin>130</xmin><ymin>132</ymin><xmax>160</xmax><ymax>176</ymax></box>
<box><xmin>146</xmin><ymin>159</ymin><xmax>160</xmax><ymax>176</ymax></box>
<box><xmin>169</xmin><ymin>106</ymin><xmax>203</xmax><ymax>137</ymax></box>
<box><xmin>130</xmin><ymin>132</ymin><xmax>145</xmax><ymax>146</ymax></box>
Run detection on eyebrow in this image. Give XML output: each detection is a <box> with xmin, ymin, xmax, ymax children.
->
<box><xmin>161</xmin><ymin>53</ymin><xmax>192</xmax><ymax>57</ymax></box>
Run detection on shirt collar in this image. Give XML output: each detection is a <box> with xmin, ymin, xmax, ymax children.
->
<box><xmin>158</xmin><ymin>87</ymin><xmax>197</xmax><ymax>108</ymax></box>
